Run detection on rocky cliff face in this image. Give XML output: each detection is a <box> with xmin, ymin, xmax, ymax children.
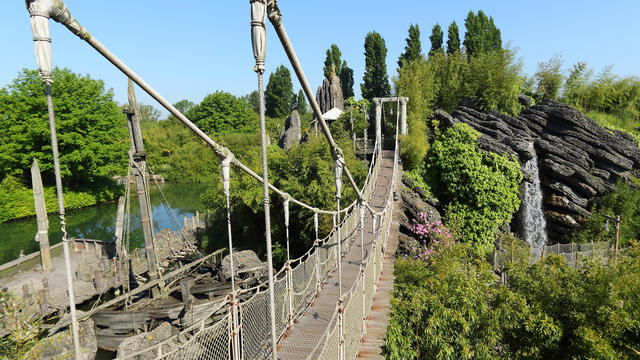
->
<box><xmin>315</xmin><ymin>70</ymin><xmax>344</xmax><ymax>114</ymax></box>
<box><xmin>436</xmin><ymin>99</ymin><xmax>640</xmax><ymax>242</ymax></box>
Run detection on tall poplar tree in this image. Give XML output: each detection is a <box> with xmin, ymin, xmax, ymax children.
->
<box><xmin>398</xmin><ymin>24</ymin><xmax>422</xmax><ymax>68</ymax></box>
<box><xmin>446</xmin><ymin>21</ymin><xmax>460</xmax><ymax>54</ymax></box>
<box><xmin>265</xmin><ymin>65</ymin><xmax>294</xmax><ymax>118</ymax></box>
<box><xmin>463</xmin><ymin>10</ymin><xmax>502</xmax><ymax>57</ymax></box>
<box><xmin>340</xmin><ymin>61</ymin><xmax>355</xmax><ymax>99</ymax></box>
<box><xmin>361</xmin><ymin>31</ymin><xmax>390</xmax><ymax>100</ymax></box>
<box><xmin>429</xmin><ymin>23</ymin><xmax>444</xmax><ymax>55</ymax></box>
<box><xmin>323</xmin><ymin>44</ymin><xmax>342</xmax><ymax>80</ymax></box>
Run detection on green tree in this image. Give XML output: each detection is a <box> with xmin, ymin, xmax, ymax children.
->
<box><xmin>463</xmin><ymin>10</ymin><xmax>502</xmax><ymax>57</ymax></box>
<box><xmin>173</xmin><ymin>99</ymin><xmax>195</xmax><ymax>114</ymax></box>
<box><xmin>294</xmin><ymin>89</ymin><xmax>308</xmax><ymax>114</ymax></box>
<box><xmin>265</xmin><ymin>65</ymin><xmax>294</xmax><ymax>118</ymax></box>
<box><xmin>424</xmin><ymin>123</ymin><xmax>522</xmax><ymax>250</ymax></box>
<box><xmin>186</xmin><ymin>91</ymin><xmax>258</xmax><ymax>135</ymax></box>
<box><xmin>323</xmin><ymin>44</ymin><xmax>342</xmax><ymax>80</ymax></box>
<box><xmin>138</xmin><ymin>104</ymin><xmax>161</xmax><ymax>123</ymax></box>
<box><xmin>397</xmin><ymin>24</ymin><xmax>422</xmax><ymax>68</ymax></box>
<box><xmin>562</xmin><ymin>62</ymin><xmax>592</xmax><ymax>108</ymax></box>
<box><xmin>0</xmin><ymin>68</ymin><xmax>128</xmax><ymax>186</ymax></box>
<box><xmin>429</xmin><ymin>23</ymin><xmax>444</xmax><ymax>55</ymax></box>
<box><xmin>361</xmin><ymin>31</ymin><xmax>391</xmax><ymax>101</ymax></box>
<box><xmin>446</xmin><ymin>21</ymin><xmax>460</xmax><ymax>54</ymax></box>
<box><xmin>340</xmin><ymin>61</ymin><xmax>355</xmax><ymax>99</ymax></box>
<box><xmin>534</xmin><ymin>55</ymin><xmax>564</xmax><ymax>100</ymax></box>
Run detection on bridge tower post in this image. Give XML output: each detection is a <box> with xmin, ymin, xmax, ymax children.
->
<box><xmin>123</xmin><ymin>104</ymin><xmax>160</xmax><ymax>295</ymax></box>
<box><xmin>374</xmin><ymin>98</ymin><xmax>382</xmax><ymax>152</ymax></box>
<box><xmin>400</xmin><ymin>97</ymin><xmax>408</xmax><ymax>135</ymax></box>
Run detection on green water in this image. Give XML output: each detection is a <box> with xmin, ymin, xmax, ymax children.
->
<box><xmin>0</xmin><ymin>183</ymin><xmax>209</xmax><ymax>264</ymax></box>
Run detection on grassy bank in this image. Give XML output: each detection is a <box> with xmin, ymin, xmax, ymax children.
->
<box><xmin>0</xmin><ymin>176</ymin><xmax>122</xmax><ymax>224</ymax></box>
<box><xmin>586</xmin><ymin>111</ymin><xmax>640</xmax><ymax>146</ymax></box>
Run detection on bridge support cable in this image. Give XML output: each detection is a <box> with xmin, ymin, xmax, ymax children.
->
<box><xmin>221</xmin><ymin>158</ymin><xmax>240</xmax><ymax>358</ymax></box>
<box><xmin>250</xmin><ymin>1</ymin><xmax>278</xmax><ymax>359</ymax></box>
<box><xmin>283</xmin><ymin>197</ymin><xmax>294</xmax><ymax>328</ymax></box>
<box><xmin>26</xmin><ymin>2</ymin><xmax>82</xmax><ymax>357</ymax></box>
<box><xmin>266</xmin><ymin>1</ymin><xmax>363</xmax><ymax>203</ymax></box>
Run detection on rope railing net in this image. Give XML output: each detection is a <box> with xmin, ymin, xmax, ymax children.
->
<box><xmin>494</xmin><ymin>241</ymin><xmax>626</xmax><ymax>269</ymax></box>
<box><xmin>117</xmin><ymin>98</ymin><xmax>400</xmax><ymax>359</ymax></box>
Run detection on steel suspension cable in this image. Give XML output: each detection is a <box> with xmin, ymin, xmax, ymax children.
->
<box><xmin>250</xmin><ymin>1</ymin><xmax>278</xmax><ymax>358</ymax></box>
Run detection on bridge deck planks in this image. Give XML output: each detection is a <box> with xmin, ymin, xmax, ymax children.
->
<box><xmin>276</xmin><ymin>150</ymin><xmax>399</xmax><ymax>359</ymax></box>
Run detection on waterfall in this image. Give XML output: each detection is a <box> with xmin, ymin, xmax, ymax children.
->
<box><xmin>522</xmin><ymin>143</ymin><xmax>548</xmax><ymax>256</ymax></box>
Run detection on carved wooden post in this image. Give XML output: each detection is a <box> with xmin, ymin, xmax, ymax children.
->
<box><xmin>114</xmin><ymin>196</ymin><xmax>125</xmax><ymax>259</ymax></box>
<box><xmin>400</xmin><ymin>97</ymin><xmax>408</xmax><ymax>135</ymax></box>
<box><xmin>31</xmin><ymin>159</ymin><xmax>51</xmax><ymax>272</ymax></box>
<box><xmin>374</xmin><ymin>99</ymin><xmax>382</xmax><ymax>152</ymax></box>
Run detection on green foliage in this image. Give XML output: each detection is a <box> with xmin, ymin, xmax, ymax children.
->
<box><xmin>323</xmin><ymin>44</ymin><xmax>342</xmax><ymax>80</ymax></box>
<box><xmin>241</xmin><ymin>91</ymin><xmax>260</xmax><ymax>114</ymax></box>
<box><xmin>428</xmin><ymin>23</ymin><xmax>444</xmax><ymax>55</ymax></box>
<box><xmin>138</xmin><ymin>103</ymin><xmax>161</xmax><ymax>123</ymax></box>
<box><xmin>398</xmin><ymin>24</ymin><xmax>422</xmax><ymax>69</ymax></box>
<box><xmin>200</xmin><ymin>135</ymin><xmax>367</xmax><ymax>257</ymax></box>
<box><xmin>0</xmin><ymin>175</ymin><xmax>122</xmax><ymax>223</ymax></box>
<box><xmin>384</xmin><ymin>243</ymin><xmax>557</xmax><ymax>360</ymax></box>
<box><xmin>385</xmin><ymin>240</ymin><xmax>640</xmax><ymax>359</ymax></box>
<box><xmin>173</xmin><ymin>99</ymin><xmax>195</xmax><ymax>114</ymax></box>
<box><xmin>361</xmin><ymin>31</ymin><xmax>391</xmax><ymax>100</ymax></box>
<box><xmin>572</xmin><ymin>181</ymin><xmax>640</xmax><ymax>247</ymax></box>
<box><xmin>340</xmin><ymin>97</ymin><xmax>370</xmax><ymax>141</ymax></box>
<box><xmin>561</xmin><ymin>63</ymin><xmax>640</xmax><ymax>130</ymax></box>
<box><xmin>446</xmin><ymin>21</ymin><xmax>460</xmax><ymax>55</ymax></box>
<box><xmin>294</xmin><ymin>89</ymin><xmax>308</xmax><ymax>115</ymax></box>
<box><xmin>422</xmin><ymin>124</ymin><xmax>522</xmax><ymax>250</ymax></box>
<box><xmin>463</xmin><ymin>10</ymin><xmax>502</xmax><ymax>57</ymax></box>
<box><xmin>0</xmin><ymin>291</ymin><xmax>47</xmax><ymax>359</ymax></box>
<box><xmin>461</xmin><ymin>48</ymin><xmax>524</xmax><ymax>115</ymax></box>
<box><xmin>265</xmin><ymin>65</ymin><xmax>294</xmax><ymax>119</ymax></box>
<box><xmin>507</xmin><ymin>250</ymin><xmax>640</xmax><ymax>359</ymax></box>
<box><xmin>339</xmin><ymin>61</ymin><xmax>355</xmax><ymax>100</ymax></box>
<box><xmin>534</xmin><ymin>55</ymin><xmax>564</xmax><ymax>100</ymax></box>
<box><xmin>0</xmin><ymin>68</ymin><xmax>128</xmax><ymax>186</ymax></box>
<box><xmin>186</xmin><ymin>91</ymin><xmax>257</xmax><ymax>135</ymax></box>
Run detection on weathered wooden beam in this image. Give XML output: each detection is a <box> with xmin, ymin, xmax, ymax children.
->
<box><xmin>114</xmin><ymin>196</ymin><xmax>126</xmax><ymax>259</ymax></box>
<box><xmin>31</xmin><ymin>158</ymin><xmax>51</xmax><ymax>272</ymax></box>
<box><xmin>48</xmin><ymin>249</ymin><xmax>224</xmax><ymax>334</ymax></box>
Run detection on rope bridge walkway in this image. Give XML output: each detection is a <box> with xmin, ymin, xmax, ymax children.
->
<box><xmin>21</xmin><ymin>1</ymin><xmax>404</xmax><ymax>358</ymax></box>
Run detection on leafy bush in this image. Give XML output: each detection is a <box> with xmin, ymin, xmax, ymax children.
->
<box><xmin>572</xmin><ymin>181</ymin><xmax>640</xmax><ymax>246</ymax></box>
<box><xmin>384</xmin><ymin>240</ymin><xmax>640</xmax><ymax>359</ymax></box>
<box><xmin>405</xmin><ymin>215</ymin><xmax>453</xmax><ymax>261</ymax></box>
<box><xmin>419</xmin><ymin>123</ymin><xmax>522</xmax><ymax>250</ymax></box>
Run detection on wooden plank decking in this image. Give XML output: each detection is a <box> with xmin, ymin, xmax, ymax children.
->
<box><xmin>276</xmin><ymin>150</ymin><xmax>400</xmax><ymax>359</ymax></box>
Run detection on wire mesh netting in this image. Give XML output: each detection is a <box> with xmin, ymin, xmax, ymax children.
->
<box><xmin>344</xmin><ymin>288</ymin><xmax>364</xmax><ymax>359</ymax></box>
<box><xmin>160</xmin><ymin>316</ymin><xmax>230</xmax><ymax>360</ymax></box>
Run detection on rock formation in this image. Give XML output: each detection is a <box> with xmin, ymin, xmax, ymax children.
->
<box><xmin>315</xmin><ymin>65</ymin><xmax>344</xmax><ymax>114</ymax></box>
<box><xmin>220</xmin><ymin>250</ymin><xmax>268</xmax><ymax>282</ymax></box>
<box><xmin>437</xmin><ymin>99</ymin><xmax>640</xmax><ymax>242</ymax></box>
<box><xmin>397</xmin><ymin>176</ymin><xmax>442</xmax><ymax>255</ymax></box>
<box><xmin>278</xmin><ymin>109</ymin><xmax>302</xmax><ymax>150</ymax></box>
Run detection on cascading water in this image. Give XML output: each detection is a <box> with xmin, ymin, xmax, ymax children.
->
<box><xmin>522</xmin><ymin>143</ymin><xmax>548</xmax><ymax>256</ymax></box>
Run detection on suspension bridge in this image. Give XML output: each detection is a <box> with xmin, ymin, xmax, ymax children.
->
<box><xmin>15</xmin><ymin>0</ymin><xmax>408</xmax><ymax>358</ymax></box>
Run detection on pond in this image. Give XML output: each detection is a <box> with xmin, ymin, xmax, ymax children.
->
<box><xmin>0</xmin><ymin>183</ymin><xmax>210</xmax><ymax>264</ymax></box>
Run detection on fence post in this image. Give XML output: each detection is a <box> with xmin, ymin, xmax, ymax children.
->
<box><xmin>615</xmin><ymin>215</ymin><xmax>621</xmax><ymax>259</ymax></box>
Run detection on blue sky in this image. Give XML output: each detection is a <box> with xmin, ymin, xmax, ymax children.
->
<box><xmin>2</xmin><ymin>0</ymin><xmax>638</xmax><ymax>115</ymax></box>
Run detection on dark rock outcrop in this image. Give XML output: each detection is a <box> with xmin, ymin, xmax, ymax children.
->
<box><xmin>315</xmin><ymin>67</ymin><xmax>344</xmax><ymax>114</ymax></box>
<box><xmin>278</xmin><ymin>110</ymin><xmax>302</xmax><ymax>150</ymax></box>
<box><xmin>399</xmin><ymin>177</ymin><xmax>441</xmax><ymax>237</ymax></box>
<box><xmin>441</xmin><ymin>99</ymin><xmax>640</xmax><ymax>242</ymax></box>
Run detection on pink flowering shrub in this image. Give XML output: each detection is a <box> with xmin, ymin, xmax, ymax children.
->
<box><xmin>406</xmin><ymin>212</ymin><xmax>454</xmax><ymax>262</ymax></box>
